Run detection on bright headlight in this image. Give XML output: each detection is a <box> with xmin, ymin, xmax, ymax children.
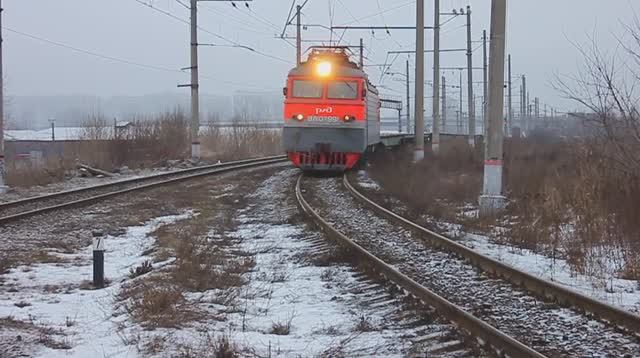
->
<box><xmin>316</xmin><ymin>61</ymin><xmax>332</xmax><ymax>77</ymax></box>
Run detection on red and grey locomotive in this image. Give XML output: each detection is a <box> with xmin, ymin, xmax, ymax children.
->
<box><xmin>282</xmin><ymin>48</ymin><xmax>381</xmax><ymax>171</ymax></box>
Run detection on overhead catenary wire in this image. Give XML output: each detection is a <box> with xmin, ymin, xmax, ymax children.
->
<box><xmin>132</xmin><ymin>0</ymin><xmax>292</xmax><ymax>64</ymax></box>
<box><xmin>4</xmin><ymin>26</ymin><xmax>280</xmax><ymax>92</ymax></box>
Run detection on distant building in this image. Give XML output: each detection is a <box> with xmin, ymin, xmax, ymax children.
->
<box><xmin>114</xmin><ymin>121</ymin><xmax>134</xmax><ymax>138</ymax></box>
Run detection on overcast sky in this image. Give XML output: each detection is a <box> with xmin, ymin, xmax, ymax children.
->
<box><xmin>3</xmin><ymin>0</ymin><xmax>638</xmax><ymax>112</ymax></box>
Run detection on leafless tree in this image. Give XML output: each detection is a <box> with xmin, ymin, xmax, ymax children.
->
<box><xmin>555</xmin><ymin>20</ymin><xmax>640</xmax><ymax>178</ymax></box>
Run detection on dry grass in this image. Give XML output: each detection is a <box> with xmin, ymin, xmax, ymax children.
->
<box><xmin>200</xmin><ymin>125</ymin><xmax>282</xmax><ymax>161</ymax></box>
<box><xmin>503</xmin><ymin>135</ymin><xmax>640</xmax><ymax>280</ymax></box>
<box><xmin>176</xmin><ymin>334</ymin><xmax>241</xmax><ymax>358</ymax></box>
<box><xmin>76</xmin><ymin>111</ymin><xmax>190</xmax><ymax>170</ymax></box>
<box><xmin>368</xmin><ymin>134</ymin><xmax>640</xmax><ymax>282</ymax></box>
<box><xmin>129</xmin><ymin>260</ymin><xmax>153</xmax><ymax>279</ymax></box>
<box><xmin>119</xmin><ymin>279</ymin><xmax>194</xmax><ymax>329</ymax></box>
<box><xmin>6</xmin><ymin>113</ymin><xmax>283</xmax><ymax>189</ymax></box>
<box><xmin>367</xmin><ymin>138</ymin><xmax>483</xmax><ymax>222</ymax></box>
<box><xmin>6</xmin><ymin>159</ymin><xmax>69</xmax><ymax>187</ymax></box>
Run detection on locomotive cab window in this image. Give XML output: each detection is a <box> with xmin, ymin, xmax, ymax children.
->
<box><xmin>292</xmin><ymin>80</ymin><xmax>323</xmax><ymax>98</ymax></box>
<box><xmin>327</xmin><ymin>81</ymin><xmax>359</xmax><ymax>100</ymax></box>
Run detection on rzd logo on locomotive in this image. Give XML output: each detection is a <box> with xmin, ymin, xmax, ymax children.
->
<box><xmin>315</xmin><ymin>107</ymin><xmax>333</xmax><ymax>115</ymax></box>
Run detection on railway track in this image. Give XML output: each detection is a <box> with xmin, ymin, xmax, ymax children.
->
<box><xmin>297</xmin><ymin>174</ymin><xmax>640</xmax><ymax>357</ymax></box>
<box><xmin>0</xmin><ymin>156</ymin><xmax>287</xmax><ymax>225</ymax></box>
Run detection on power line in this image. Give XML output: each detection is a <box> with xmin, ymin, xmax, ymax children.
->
<box><xmin>174</xmin><ymin>0</ymin><xmax>191</xmax><ymax>10</ymax></box>
<box><xmin>340</xmin><ymin>1</ymin><xmax>414</xmax><ymax>26</ymax></box>
<box><xmin>4</xmin><ymin>26</ymin><xmax>180</xmax><ymax>73</ymax></box>
<box><xmin>132</xmin><ymin>0</ymin><xmax>292</xmax><ymax>64</ymax></box>
<box><xmin>4</xmin><ymin>26</ymin><xmax>279</xmax><ymax>91</ymax></box>
<box><xmin>198</xmin><ymin>4</ymin><xmax>273</xmax><ymax>35</ymax></box>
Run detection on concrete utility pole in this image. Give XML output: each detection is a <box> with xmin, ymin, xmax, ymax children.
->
<box><xmin>527</xmin><ymin>91</ymin><xmax>531</xmax><ymax>125</ymax></box>
<box><xmin>479</xmin><ymin>0</ymin><xmax>507</xmax><ymax>215</ymax></box>
<box><xmin>0</xmin><ymin>29</ymin><xmax>6</xmax><ymax>182</ymax></box>
<box><xmin>466</xmin><ymin>5</ymin><xmax>476</xmax><ymax>146</ymax></box>
<box><xmin>507</xmin><ymin>54</ymin><xmax>512</xmax><ymax>136</ymax></box>
<box><xmin>359</xmin><ymin>38</ymin><xmax>364</xmax><ymax>69</ymax></box>
<box><xmin>442</xmin><ymin>76</ymin><xmax>447</xmax><ymax>130</ymax></box>
<box><xmin>414</xmin><ymin>0</ymin><xmax>425</xmax><ymax>161</ymax></box>
<box><xmin>50</xmin><ymin>119</ymin><xmax>55</xmax><ymax>141</ymax></box>
<box><xmin>431</xmin><ymin>0</ymin><xmax>441</xmax><ymax>153</ymax></box>
<box><xmin>296</xmin><ymin>5</ymin><xmax>302</xmax><ymax>66</ymax></box>
<box><xmin>522</xmin><ymin>75</ymin><xmax>527</xmax><ymax>132</ymax></box>
<box><xmin>0</xmin><ymin>0</ymin><xmax>6</xmax><ymax>194</ymax></box>
<box><xmin>519</xmin><ymin>81</ymin><xmax>523</xmax><ymax>128</ymax></box>
<box><xmin>189</xmin><ymin>0</ymin><xmax>201</xmax><ymax>159</ymax></box>
<box><xmin>459</xmin><ymin>71</ymin><xmax>463</xmax><ymax>133</ymax></box>
<box><xmin>482</xmin><ymin>30</ymin><xmax>488</xmax><ymax>139</ymax></box>
<box><xmin>406</xmin><ymin>58</ymin><xmax>411</xmax><ymax>133</ymax></box>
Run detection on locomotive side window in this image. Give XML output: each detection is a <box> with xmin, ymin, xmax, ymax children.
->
<box><xmin>327</xmin><ymin>81</ymin><xmax>359</xmax><ymax>100</ymax></box>
<box><xmin>292</xmin><ymin>80</ymin><xmax>323</xmax><ymax>98</ymax></box>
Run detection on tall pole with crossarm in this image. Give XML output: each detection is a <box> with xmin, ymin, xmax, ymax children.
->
<box><xmin>414</xmin><ymin>0</ymin><xmax>425</xmax><ymax>161</ymax></box>
<box><xmin>466</xmin><ymin>5</ymin><xmax>476</xmax><ymax>147</ymax></box>
<box><xmin>431</xmin><ymin>0</ymin><xmax>441</xmax><ymax>153</ymax></box>
<box><xmin>0</xmin><ymin>0</ymin><xmax>6</xmax><ymax>194</ymax></box>
<box><xmin>182</xmin><ymin>0</ymin><xmax>253</xmax><ymax>160</ymax></box>
<box><xmin>479</xmin><ymin>0</ymin><xmax>507</xmax><ymax>215</ymax></box>
<box><xmin>189</xmin><ymin>0</ymin><xmax>200</xmax><ymax>160</ymax></box>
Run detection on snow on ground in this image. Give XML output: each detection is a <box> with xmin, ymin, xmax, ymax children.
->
<box><xmin>199</xmin><ymin>170</ymin><xmax>420</xmax><ymax>356</ymax></box>
<box><xmin>356</xmin><ymin>169</ymin><xmax>381</xmax><ymax>191</ymax></box>
<box><xmin>0</xmin><ymin>212</ymin><xmax>192</xmax><ymax>358</ymax></box>
<box><xmin>459</xmin><ymin>232</ymin><xmax>640</xmax><ymax>313</ymax></box>
<box><xmin>356</xmin><ymin>173</ymin><xmax>640</xmax><ymax>315</ymax></box>
<box><xmin>124</xmin><ymin>169</ymin><xmax>428</xmax><ymax>356</ymax></box>
<box><xmin>434</xmin><ymin>217</ymin><xmax>640</xmax><ymax>313</ymax></box>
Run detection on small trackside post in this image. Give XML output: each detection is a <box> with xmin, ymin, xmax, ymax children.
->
<box><xmin>92</xmin><ymin>231</ymin><xmax>105</xmax><ymax>288</ymax></box>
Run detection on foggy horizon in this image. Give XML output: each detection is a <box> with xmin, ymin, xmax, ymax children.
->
<box><xmin>4</xmin><ymin>0</ymin><xmax>639</xmax><ymax>114</ymax></box>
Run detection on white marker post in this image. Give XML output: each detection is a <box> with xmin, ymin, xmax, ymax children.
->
<box><xmin>92</xmin><ymin>231</ymin><xmax>105</xmax><ymax>288</ymax></box>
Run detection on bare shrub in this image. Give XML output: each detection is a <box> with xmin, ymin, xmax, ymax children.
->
<box><xmin>129</xmin><ymin>260</ymin><xmax>153</xmax><ymax>279</ymax></box>
<box><xmin>354</xmin><ymin>315</ymin><xmax>377</xmax><ymax>332</ymax></box>
<box><xmin>177</xmin><ymin>334</ymin><xmax>241</xmax><ymax>358</ymax></box>
<box><xmin>74</xmin><ymin>110</ymin><xmax>189</xmax><ymax>170</ymax></box>
<box><xmin>120</xmin><ymin>282</ymin><xmax>191</xmax><ymax>329</ymax></box>
<box><xmin>6</xmin><ymin>159</ymin><xmax>68</xmax><ymax>187</ymax></box>
<box><xmin>367</xmin><ymin>138</ymin><xmax>483</xmax><ymax>222</ymax></box>
<box><xmin>172</xmin><ymin>236</ymin><xmax>250</xmax><ymax>292</ymax></box>
<box><xmin>270</xmin><ymin>318</ymin><xmax>293</xmax><ymax>336</ymax></box>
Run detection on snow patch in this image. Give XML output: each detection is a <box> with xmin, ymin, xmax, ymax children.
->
<box><xmin>0</xmin><ymin>212</ymin><xmax>192</xmax><ymax>358</ymax></box>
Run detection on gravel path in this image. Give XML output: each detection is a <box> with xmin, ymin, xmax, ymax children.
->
<box><xmin>304</xmin><ymin>176</ymin><xmax>640</xmax><ymax>357</ymax></box>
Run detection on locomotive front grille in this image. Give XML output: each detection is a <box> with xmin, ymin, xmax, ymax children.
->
<box><xmin>299</xmin><ymin>151</ymin><xmax>348</xmax><ymax>167</ymax></box>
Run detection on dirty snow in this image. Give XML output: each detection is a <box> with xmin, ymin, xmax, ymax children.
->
<box><xmin>460</xmin><ymin>233</ymin><xmax>640</xmax><ymax>313</ymax></box>
<box><xmin>311</xmin><ymin>176</ymin><xmax>640</xmax><ymax>357</ymax></box>
<box><xmin>115</xmin><ymin>168</ymin><xmax>474</xmax><ymax>357</ymax></box>
<box><xmin>356</xmin><ymin>169</ymin><xmax>381</xmax><ymax>191</ymax></box>
<box><xmin>0</xmin><ymin>212</ymin><xmax>192</xmax><ymax>358</ymax></box>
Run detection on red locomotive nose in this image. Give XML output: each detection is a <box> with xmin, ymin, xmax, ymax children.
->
<box><xmin>282</xmin><ymin>48</ymin><xmax>381</xmax><ymax>172</ymax></box>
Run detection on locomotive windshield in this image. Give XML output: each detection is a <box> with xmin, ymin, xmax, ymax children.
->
<box><xmin>327</xmin><ymin>81</ymin><xmax>358</xmax><ymax>99</ymax></box>
<box><xmin>292</xmin><ymin>80</ymin><xmax>323</xmax><ymax>98</ymax></box>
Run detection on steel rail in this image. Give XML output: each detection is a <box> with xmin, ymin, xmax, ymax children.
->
<box><xmin>295</xmin><ymin>174</ymin><xmax>546</xmax><ymax>358</ymax></box>
<box><xmin>0</xmin><ymin>156</ymin><xmax>287</xmax><ymax>225</ymax></box>
<box><xmin>343</xmin><ymin>174</ymin><xmax>640</xmax><ymax>336</ymax></box>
